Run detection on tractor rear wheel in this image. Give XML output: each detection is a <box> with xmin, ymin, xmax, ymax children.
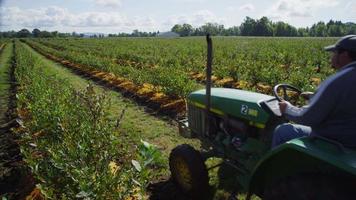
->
<box><xmin>263</xmin><ymin>173</ymin><xmax>356</xmax><ymax>200</ymax></box>
<box><xmin>169</xmin><ymin>144</ymin><xmax>210</xmax><ymax>199</ymax></box>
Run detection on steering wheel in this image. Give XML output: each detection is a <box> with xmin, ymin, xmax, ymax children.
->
<box><xmin>273</xmin><ymin>84</ymin><xmax>302</xmax><ymax>102</ymax></box>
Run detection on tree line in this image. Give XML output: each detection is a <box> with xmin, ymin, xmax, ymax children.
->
<box><xmin>171</xmin><ymin>17</ymin><xmax>356</xmax><ymax>37</ymax></box>
<box><xmin>1</xmin><ymin>16</ymin><xmax>355</xmax><ymax>38</ymax></box>
<box><xmin>108</xmin><ymin>29</ymin><xmax>159</xmax><ymax>37</ymax></box>
<box><xmin>0</xmin><ymin>28</ymin><xmax>159</xmax><ymax>38</ymax></box>
<box><xmin>0</xmin><ymin>28</ymin><xmax>73</xmax><ymax>38</ymax></box>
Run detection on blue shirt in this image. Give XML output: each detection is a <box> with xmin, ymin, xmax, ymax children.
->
<box><xmin>285</xmin><ymin>61</ymin><xmax>356</xmax><ymax>147</ymax></box>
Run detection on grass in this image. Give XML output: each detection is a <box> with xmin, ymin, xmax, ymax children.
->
<box><xmin>0</xmin><ymin>43</ymin><xmax>12</xmax><ymax>123</ymax></box>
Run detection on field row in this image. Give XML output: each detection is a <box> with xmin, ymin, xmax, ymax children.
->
<box><xmin>13</xmin><ymin>40</ymin><xmax>180</xmax><ymax>199</ymax></box>
<box><xmin>24</xmin><ymin>39</ymin><xmax>199</xmax><ymax>98</ymax></box>
<box><xmin>0</xmin><ymin>43</ymin><xmax>6</xmax><ymax>53</ymax></box>
<box><xmin>22</xmin><ymin>40</ymin><xmax>187</xmax><ymax>116</ymax></box>
<box><xmin>27</xmin><ymin>37</ymin><xmax>336</xmax><ymax>93</ymax></box>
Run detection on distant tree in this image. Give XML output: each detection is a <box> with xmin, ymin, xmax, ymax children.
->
<box><xmin>328</xmin><ymin>24</ymin><xmax>343</xmax><ymax>36</ymax></box>
<box><xmin>288</xmin><ymin>25</ymin><xmax>298</xmax><ymax>36</ymax></box>
<box><xmin>169</xmin><ymin>18</ymin><xmax>355</xmax><ymax>37</ymax></box>
<box><xmin>32</xmin><ymin>28</ymin><xmax>41</xmax><ymax>37</ymax></box>
<box><xmin>297</xmin><ymin>28</ymin><xmax>309</xmax><ymax>37</ymax></box>
<box><xmin>171</xmin><ymin>24</ymin><xmax>194</xmax><ymax>36</ymax></box>
<box><xmin>310</xmin><ymin>22</ymin><xmax>327</xmax><ymax>37</ymax></box>
<box><xmin>58</xmin><ymin>32</ymin><xmax>71</xmax><ymax>37</ymax></box>
<box><xmin>190</xmin><ymin>28</ymin><xmax>199</xmax><ymax>36</ymax></box>
<box><xmin>344</xmin><ymin>22</ymin><xmax>356</xmax><ymax>35</ymax></box>
<box><xmin>0</xmin><ymin>31</ymin><xmax>16</xmax><ymax>38</ymax></box>
<box><xmin>141</xmin><ymin>32</ymin><xmax>149</xmax><ymax>37</ymax></box>
<box><xmin>240</xmin><ymin>17</ymin><xmax>256</xmax><ymax>36</ymax></box>
<box><xmin>199</xmin><ymin>23</ymin><xmax>223</xmax><ymax>36</ymax></box>
<box><xmin>132</xmin><ymin>29</ymin><xmax>140</xmax><ymax>37</ymax></box>
<box><xmin>274</xmin><ymin>21</ymin><xmax>287</xmax><ymax>36</ymax></box>
<box><xmin>181</xmin><ymin>24</ymin><xmax>193</xmax><ymax>36</ymax></box>
<box><xmin>171</xmin><ymin>24</ymin><xmax>183</xmax><ymax>35</ymax></box>
<box><xmin>40</xmin><ymin>31</ymin><xmax>52</xmax><ymax>38</ymax></box>
<box><xmin>51</xmin><ymin>31</ymin><xmax>58</xmax><ymax>37</ymax></box>
<box><xmin>224</xmin><ymin>26</ymin><xmax>240</xmax><ymax>36</ymax></box>
<box><xmin>255</xmin><ymin>16</ymin><xmax>273</xmax><ymax>36</ymax></box>
<box><xmin>17</xmin><ymin>29</ymin><xmax>31</xmax><ymax>37</ymax></box>
<box><xmin>72</xmin><ymin>32</ymin><xmax>79</xmax><ymax>37</ymax></box>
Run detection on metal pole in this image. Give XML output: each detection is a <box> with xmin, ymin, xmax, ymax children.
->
<box><xmin>205</xmin><ymin>34</ymin><xmax>213</xmax><ymax>136</ymax></box>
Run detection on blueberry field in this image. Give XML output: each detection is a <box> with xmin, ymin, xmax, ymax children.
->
<box><xmin>0</xmin><ymin>37</ymin><xmax>338</xmax><ymax>199</ymax></box>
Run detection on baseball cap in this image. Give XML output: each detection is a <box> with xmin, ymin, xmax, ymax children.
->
<box><xmin>324</xmin><ymin>35</ymin><xmax>356</xmax><ymax>52</ymax></box>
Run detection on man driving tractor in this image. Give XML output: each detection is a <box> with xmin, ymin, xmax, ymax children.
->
<box><xmin>272</xmin><ymin>35</ymin><xmax>356</xmax><ymax>148</ymax></box>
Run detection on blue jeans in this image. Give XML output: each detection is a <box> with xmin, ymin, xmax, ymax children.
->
<box><xmin>272</xmin><ymin>123</ymin><xmax>312</xmax><ymax>148</ymax></box>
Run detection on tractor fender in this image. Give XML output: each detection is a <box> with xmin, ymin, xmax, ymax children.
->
<box><xmin>248</xmin><ymin>136</ymin><xmax>356</xmax><ymax>197</ymax></box>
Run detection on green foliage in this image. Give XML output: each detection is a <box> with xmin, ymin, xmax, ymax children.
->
<box><xmin>138</xmin><ymin>140</ymin><xmax>165</xmax><ymax>168</ymax></box>
<box><xmin>172</xmin><ymin>17</ymin><xmax>355</xmax><ymax>37</ymax></box>
<box><xmin>131</xmin><ymin>140</ymin><xmax>165</xmax><ymax>190</ymax></box>
<box><xmin>23</xmin><ymin>36</ymin><xmax>337</xmax><ymax>97</ymax></box>
<box><xmin>14</xmin><ymin>41</ymin><xmax>149</xmax><ymax>199</ymax></box>
<box><xmin>171</xmin><ymin>24</ymin><xmax>194</xmax><ymax>36</ymax></box>
<box><xmin>24</xmin><ymin>38</ymin><xmax>200</xmax><ymax>98</ymax></box>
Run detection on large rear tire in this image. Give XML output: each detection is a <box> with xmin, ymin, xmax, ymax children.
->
<box><xmin>169</xmin><ymin>144</ymin><xmax>210</xmax><ymax>200</ymax></box>
<box><xmin>263</xmin><ymin>173</ymin><xmax>356</xmax><ymax>200</ymax></box>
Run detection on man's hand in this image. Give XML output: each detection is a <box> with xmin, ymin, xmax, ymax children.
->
<box><xmin>279</xmin><ymin>100</ymin><xmax>289</xmax><ymax>114</ymax></box>
<box><xmin>300</xmin><ymin>91</ymin><xmax>314</xmax><ymax>100</ymax></box>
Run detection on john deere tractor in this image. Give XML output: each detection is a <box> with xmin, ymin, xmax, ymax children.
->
<box><xmin>169</xmin><ymin>35</ymin><xmax>356</xmax><ymax>200</ymax></box>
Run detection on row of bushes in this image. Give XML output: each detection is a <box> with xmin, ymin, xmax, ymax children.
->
<box><xmin>24</xmin><ymin>39</ymin><xmax>199</xmax><ymax>98</ymax></box>
<box><xmin>14</xmin><ymin>40</ymin><xmax>164</xmax><ymax>199</ymax></box>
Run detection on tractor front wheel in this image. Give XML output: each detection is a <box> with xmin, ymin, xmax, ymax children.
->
<box><xmin>169</xmin><ymin>144</ymin><xmax>210</xmax><ymax>199</ymax></box>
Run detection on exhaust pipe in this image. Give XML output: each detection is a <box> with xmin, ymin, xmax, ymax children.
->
<box><xmin>205</xmin><ymin>34</ymin><xmax>213</xmax><ymax>136</ymax></box>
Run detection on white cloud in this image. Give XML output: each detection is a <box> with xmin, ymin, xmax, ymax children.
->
<box><xmin>226</xmin><ymin>4</ymin><xmax>255</xmax><ymax>12</ymax></box>
<box><xmin>94</xmin><ymin>0</ymin><xmax>121</xmax><ymax>8</ymax></box>
<box><xmin>239</xmin><ymin>4</ymin><xmax>255</xmax><ymax>11</ymax></box>
<box><xmin>265</xmin><ymin>0</ymin><xmax>340</xmax><ymax>21</ymax></box>
<box><xmin>0</xmin><ymin>6</ymin><xmax>159</xmax><ymax>33</ymax></box>
<box><xmin>345</xmin><ymin>2</ymin><xmax>356</xmax><ymax>21</ymax></box>
<box><xmin>345</xmin><ymin>2</ymin><xmax>356</xmax><ymax>12</ymax></box>
<box><xmin>163</xmin><ymin>10</ymin><xmax>226</xmax><ymax>28</ymax></box>
<box><xmin>1</xmin><ymin>7</ymin><xmax>62</xmax><ymax>27</ymax></box>
<box><xmin>178</xmin><ymin>0</ymin><xmax>206</xmax><ymax>2</ymax></box>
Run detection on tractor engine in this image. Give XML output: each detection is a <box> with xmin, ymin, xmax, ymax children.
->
<box><xmin>185</xmin><ymin>88</ymin><xmax>280</xmax><ymax>150</ymax></box>
<box><xmin>188</xmin><ymin>103</ymin><xmax>256</xmax><ymax>141</ymax></box>
<box><xmin>219</xmin><ymin>117</ymin><xmax>249</xmax><ymax>137</ymax></box>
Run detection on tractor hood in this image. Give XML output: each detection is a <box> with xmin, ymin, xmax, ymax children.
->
<box><xmin>188</xmin><ymin>88</ymin><xmax>275</xmax><ymax>128</ymax></box>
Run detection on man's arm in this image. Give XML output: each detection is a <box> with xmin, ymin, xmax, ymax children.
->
<box><xmin>280</xmin><ymin>83</ymin><xmax>338</xmax><ymax>126</ymax></box>
<box><xmin>279</xmin><ymin>66</ymin><xmax>355</xmax><ymax>126</ymax></box>
<box><xmin>282</xmin><ymin>102</ymin><xmax>332</xmax><ymax>126</ymax></box>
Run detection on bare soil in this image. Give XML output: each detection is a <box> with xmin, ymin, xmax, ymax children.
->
<box><xmin>148</xmin><ymin>177</ymin><xmax>192</xmax><ymax>200</ymax></box>
<box><xmin>0</xmin><ymin>43</ymin><xmax>35</xmax><ymax>200</ymax></box>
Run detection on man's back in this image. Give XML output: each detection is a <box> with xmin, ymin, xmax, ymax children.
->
<box><xmin>313</xmin><ymin>61</ymin><xmax>356</xmax><ymax>147</ymax></box>
<box><xmin>272</xmin><ymin>35</ymin><xmax>356</xmax><ymax>148</ymax></box>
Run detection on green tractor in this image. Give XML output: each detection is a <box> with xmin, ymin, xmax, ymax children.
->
<box><xmin>169</xmin><ymin>36</ymin><xmax>356</xmax><ymax>200</ymax></box>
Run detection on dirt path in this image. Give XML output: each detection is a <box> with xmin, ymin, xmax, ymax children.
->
<box><xmin>0</xmin><ymin>44</ymin><xmax>10</xmax><ymax>123</ymax></box>
<box><xmin>0</xmin><ymin>43</ymin><xmax>35</xmax><ymax>199</ymax></box>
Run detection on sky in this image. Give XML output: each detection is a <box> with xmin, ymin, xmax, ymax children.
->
<box><xmin>0</xmin><ymin>0</ymin><xmax>355</xmax><ymax>33</ymax></box>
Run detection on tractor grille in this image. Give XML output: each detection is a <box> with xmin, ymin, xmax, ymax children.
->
<box><xmin>188</xmin><ymin>104</ymin><xmax>205</xmax><ymax>135</ymax></box>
